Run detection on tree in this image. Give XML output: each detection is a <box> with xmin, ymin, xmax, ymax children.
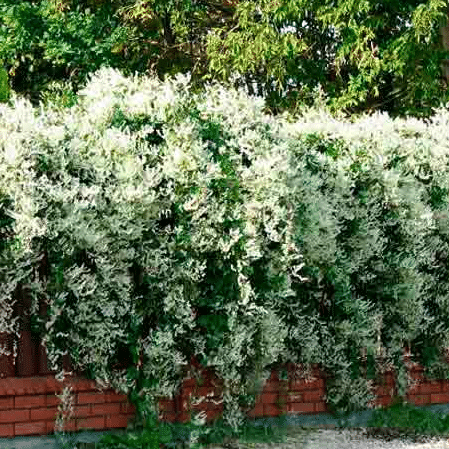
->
<box><xmin>1</xmin><ymin>0</ymin><xmax>449</xmax><ymax>118</ymax></box>
<box><xmin>0</xmin><ymin>0</ymin><xmax>162</xmax><ymax>105</ymax></box>
<box><xmin>112</xmin><ymin>0</ymin><xmax>243</xmax><ymax>95</ymax></box>
<box><xmin>99</xmin><ymin>0</ymin><xmax>449</xmax><ymax>119</ymax></box>
<box><xmin>0</xmin><ymin>0</ymin><xmax>243</xmax><ymax>107</ymax></box>
<box><xmin>201</xmin><ymin>0</ymin><xmax>449</xmax><ymax>119</ymax></box>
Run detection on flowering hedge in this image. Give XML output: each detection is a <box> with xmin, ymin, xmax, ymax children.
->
<box><xmin>1</xmin><ymin>67</ymin><xmax>449</xmax><ymax>434</ymax></box>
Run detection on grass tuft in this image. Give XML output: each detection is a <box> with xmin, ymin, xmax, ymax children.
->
<box><xmin>89</xmin><ymin>400</ymin><xmax>449</xmax><ymax>449</ymax></box>
<box><xmin>364</xmin><ymin>400</ymin><xmax>449</xmax><ymax>440</ymax></box>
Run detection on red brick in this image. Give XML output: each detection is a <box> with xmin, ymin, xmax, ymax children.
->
<box><xmin>287</xmin><ymin>402</ymin><xmax>315</xmax><ymax>414</ymax></box>
<box><xmin>0</xmin><ymin>397</ymin><xmax>13</xmax><ymax>410</ymax></box>
<box><xmin>182</xmin><ymin>378</ymin><xmax>197</xmax><ymax>388</ymax></box>
<box><xmin>409</xmin><ymin>363</ymin><xmax>425</xmax><ymax>372</ymax></box>
<box><xmin>76</xmin><ymin>415</ymin><xmax>106</xmax><ymax>430</ymax></box>
<box><xmin>90</xmin><ymin>402</ymin><xmax>121</xmax><ymax>416</ymax></box>
<box><xmin>407</xmin><ymin>395</ymin><xmax>431</xmax><ymax>406</ymax></box>
<box><xmin>46</xmin><ymin>421</ymin><xmax>56</xmax><ymax>434</ymax></box>
<box><xmin>182</xmin><ymin>397</ymin><xmax>194</xmax><ymax>412</ymax></box>
<box><xmin>409</xmin><ymin>371</ymin><xmax>424</xmax><ymax>382</ymax></box>
<box><xmin>276</xmin><ymin>402</ymin><xmax>288</xmax><ymax>414</ymax></box>
<box><xmin>289</xmin><ymin>378</ymin><xmax>324</xmax><ymax>391</ymax></box>
<box><xmin>30</xmin><ymin>407</ymin><xmax>58</xmax><ymax>421</ymax></box>
<box><xmin>46</xmin><ymin>419</ymin><xmax>79</xmax><ymax>435</ymax></box>
<box><xmin>287</xmin><ymin>392</ymin><xmax>303</xmax><ymax>402</ymax></box>
<box><xmin>69</xmin><ymin>379</ymin><xmax>98</xmax><ymax>392</ymax></box>
<box><xmin>407</xmin><ymin>383</ymin><xmax>421</xmax><ymax>395</ymax></box>
<box><xmin>278</xmin><ymin>379</ymin><xmax>289</xmax><ymax>390</ymax></box>
<box><xmin>10</xmin><ymin>357</ymin><xmax>449</xmax><ymax>438</ymax></box>
<box><xmin>374</xmin><ymin>396</ymin><xmax>394</xmax><ymax>407</ymax></box>
<box><xmin>15</xmin><ymin>395</ymin><xmax>46</xmax><ymax>409</ymax></box>
<box><xmin>15</xmin><ymin>421</ymin><xmax>47</xmax><ymax>436</ymax></box>
<box><xmin>0</xmin><ymin>423</ymin><xmax>14</xmax><ymax>438</ymax></box>
<box><xmin>45</xmin><ymin>377</ymin><xmax>65</xmax><ymax>392</ymax></box>
<box><xmin>105</xmin><ymin>414</ymin><xmax>132</xmax><ymax>429</ymax></box>
<box><xmin>247</xmin><ymin>403</ymin><xmax>264</xmax><ymax>418</ymax></box>
<box><xmin>77</xmin><ymin>392</ymin><xmax>106</xmax><ymax>404</ymax></box>
<box><xmin>377</xmin><ymin>372</ymin><xmax>396</xmax><ymax>387</ymax></box>
<box><xmin>45</xmin><ymin>395</ymin><xmax>61</xmax><ymax>407</ymax></box>
<box><xmin>418</xmin><ymin>382</ymin><xmax>442</xmax><ymax>394</ymax></box>
<box><xmin>197</xmin><ymin>371</ymin><xmax>222</xmax><ymax>388</ymax></box>
<box><xmin>201</xmin><ymin>408</ymin><xmax>222</xmax><ymax>423</ymax></box>
<box><xmin>190</xmin><ymin>401</ymin><xmax>208</xmax><ymax>415</ymax></box>
<box><xmin>303</xmin><ymin>390</ymin><xmax>325</xmax><ymax>402</ymax></box>
<box><xmin>181</xmin><ymin>385</ymin><xmax>196</xmax><ymax>399</ymax></box>
<box><xmin>53</xmin><ymin>420</ymin><xmax>77</xmax><ymax>433</ymax></box>
<box><xmin>374</xmin><ymin>385</ymin><xmax>395</xmax><ymax>396</ymax></box>
<box><xmin>121</xmin><ymin>402</ymin><xmax>136</xmax><ymax>414</ymax></box>
<box><xmin>0</xmin><ymin>409</ymin><xmax>29</xmax><ymax>423</ymax></box>
<box><xmin>264</xmin><ymin>380</ymin><xmax>281</xmax><ymax>393</ymax></box>
<box><xmin>260</xmin><ymin>392</ymin><xmax>277</xmax><ymax>404</ymax></box>
<box><xmin>103</xmin><ymin>392</ymin><xmax>128</xmax><ymax>403</ymax></box>
<box><xmin>158</xmin><ymin>399</ymin><xmax>175</xmax><ymax>412</ymax></box>
<box><xmin>177</xmin><ymin>412</ymin><xmax>191</xmax><ymax>424</ymax></box>
<box><xmin>431</xmin><ymin>392</ymin><xmax>449</xmax><ymax>403</ymax></box>
<box><xmin>0</xmin><ymin>378</ymin><xmax>34</xmax><ymax>395</ymax></box>
<box><xmin>71</xmin><ymin>404</ymin><xmax>91</xmax><ymax>418</ymax></box>
<box><xmin>263</xmin><ymin>404</ymin><xmax>281</xmax><ymax>417</ymax></box>
<box><xmin>314</xmin><ymin>402</ymin><xmax>329</xmax><ymax>413</ymax></box>
<box><xmin>159</xmin><ymin>411</ymin><xmax>177</xmax><ymax>423</ymax></box>
<box><xmin>277</xmin><ymin>393</ymin><xmax>288</xmax><ymax>404</ymax></box>
<box><xmin>195</xmin><ymin>386</ymin><xmax>221</xmax><ymax>398</ymax></box>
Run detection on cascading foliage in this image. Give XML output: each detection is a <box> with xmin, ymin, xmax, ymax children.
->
<box><xmin>1</xmin><ymin>67</ymin><xmax>449</xmax><ymax>437</ymax></box>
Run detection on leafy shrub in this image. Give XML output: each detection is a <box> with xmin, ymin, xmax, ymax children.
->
<box><xmin>0</xmin><ymin>64</ymin><xmax>10</xmax><ymax>103</ymax></box>
<box><xmin>40</xmin><ymin>79</ymin><xmax>79</xmax><ymax>111</ymax></box>
<box><xmin>2</xmin><ymin>66</ymin><xmax>449</xmax><ymax>435</ymax></box>
<box><xmin>0</xmin><ymin>67</ymin><xmax>301</xmax><ymax>435</ymax></box>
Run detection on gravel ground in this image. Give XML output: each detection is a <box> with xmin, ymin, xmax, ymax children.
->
<box><xmin>302</xmin><ymin>428</ymin><xmax>449</xmax><ymax>449</ymax></box>
<box><xmin>2</xmin><ymin>427</ymin><xmax>449</xmax><ymax>449</ymax></box>
<box><xmin>202</xmin><ymin>427</ymin><xmax>449</xmax><ymax>449</ymax></box>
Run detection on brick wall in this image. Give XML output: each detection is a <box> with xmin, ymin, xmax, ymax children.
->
<box><xmin>2</xmin><ymin>353</ymin><xmax>449</xmax><ymax>438</ymax></box>
<box><xmin>0</xmin><ymin>376</ymin><xmax>135</xmax><ymax>438</ymax></box>
<box><xmin>1</xmin><ymin>276</ymin><xmax>449</xmax><ymax>437</ymax></box>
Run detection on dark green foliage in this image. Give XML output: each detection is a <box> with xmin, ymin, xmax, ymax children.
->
<box><xmin>3</xmin><ymin>0</ymin><xmax>449</xmax><ymax>119</ymax></box>
<box><xmin>367</xmin><ymin>400</ymin><xmax>449</xmax><ymax>438</ymax></box>
<box><xmin>0</xmin><ymin>64</ymin><xmax>10</xmax><ymax>103</ymax></box>
<box><xmin>0</xmin><ymin>196</ymin><xmax>15</xmax><ymax>253</ymax></box>
<box><xmin>204</xmin><ymin>0</ymin><xmax>449</xmax><ymax>119</ymax></box>
<box><xmin>109</xmin><ymin>106</ymin><xmax>165</xmax><ymax>147</ymax></box>
<box><xmin>0</xmin><ymin>0</ymin><xmax>157</xmax><ymax>106</ymax></box>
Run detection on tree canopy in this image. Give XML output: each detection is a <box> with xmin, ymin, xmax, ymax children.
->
<box><xmin>203</xmin><ymin>0</ymin><xmax>449</xmax><ymax>118</ymax></box>
<box><xmin>1</xmin><ymin>0</ymin><xmax>449</xmax><ymax>119</ymax></box>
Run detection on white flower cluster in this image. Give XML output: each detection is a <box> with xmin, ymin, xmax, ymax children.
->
<box><xmin>0</xmin><ymin>67</ymin><xmax>302</xmax><ymax>430</ymax></box>
<box><xmin>2</xmin><ymin>66</ymin><xmax>449</xmax><ymax>422</ymax></box>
